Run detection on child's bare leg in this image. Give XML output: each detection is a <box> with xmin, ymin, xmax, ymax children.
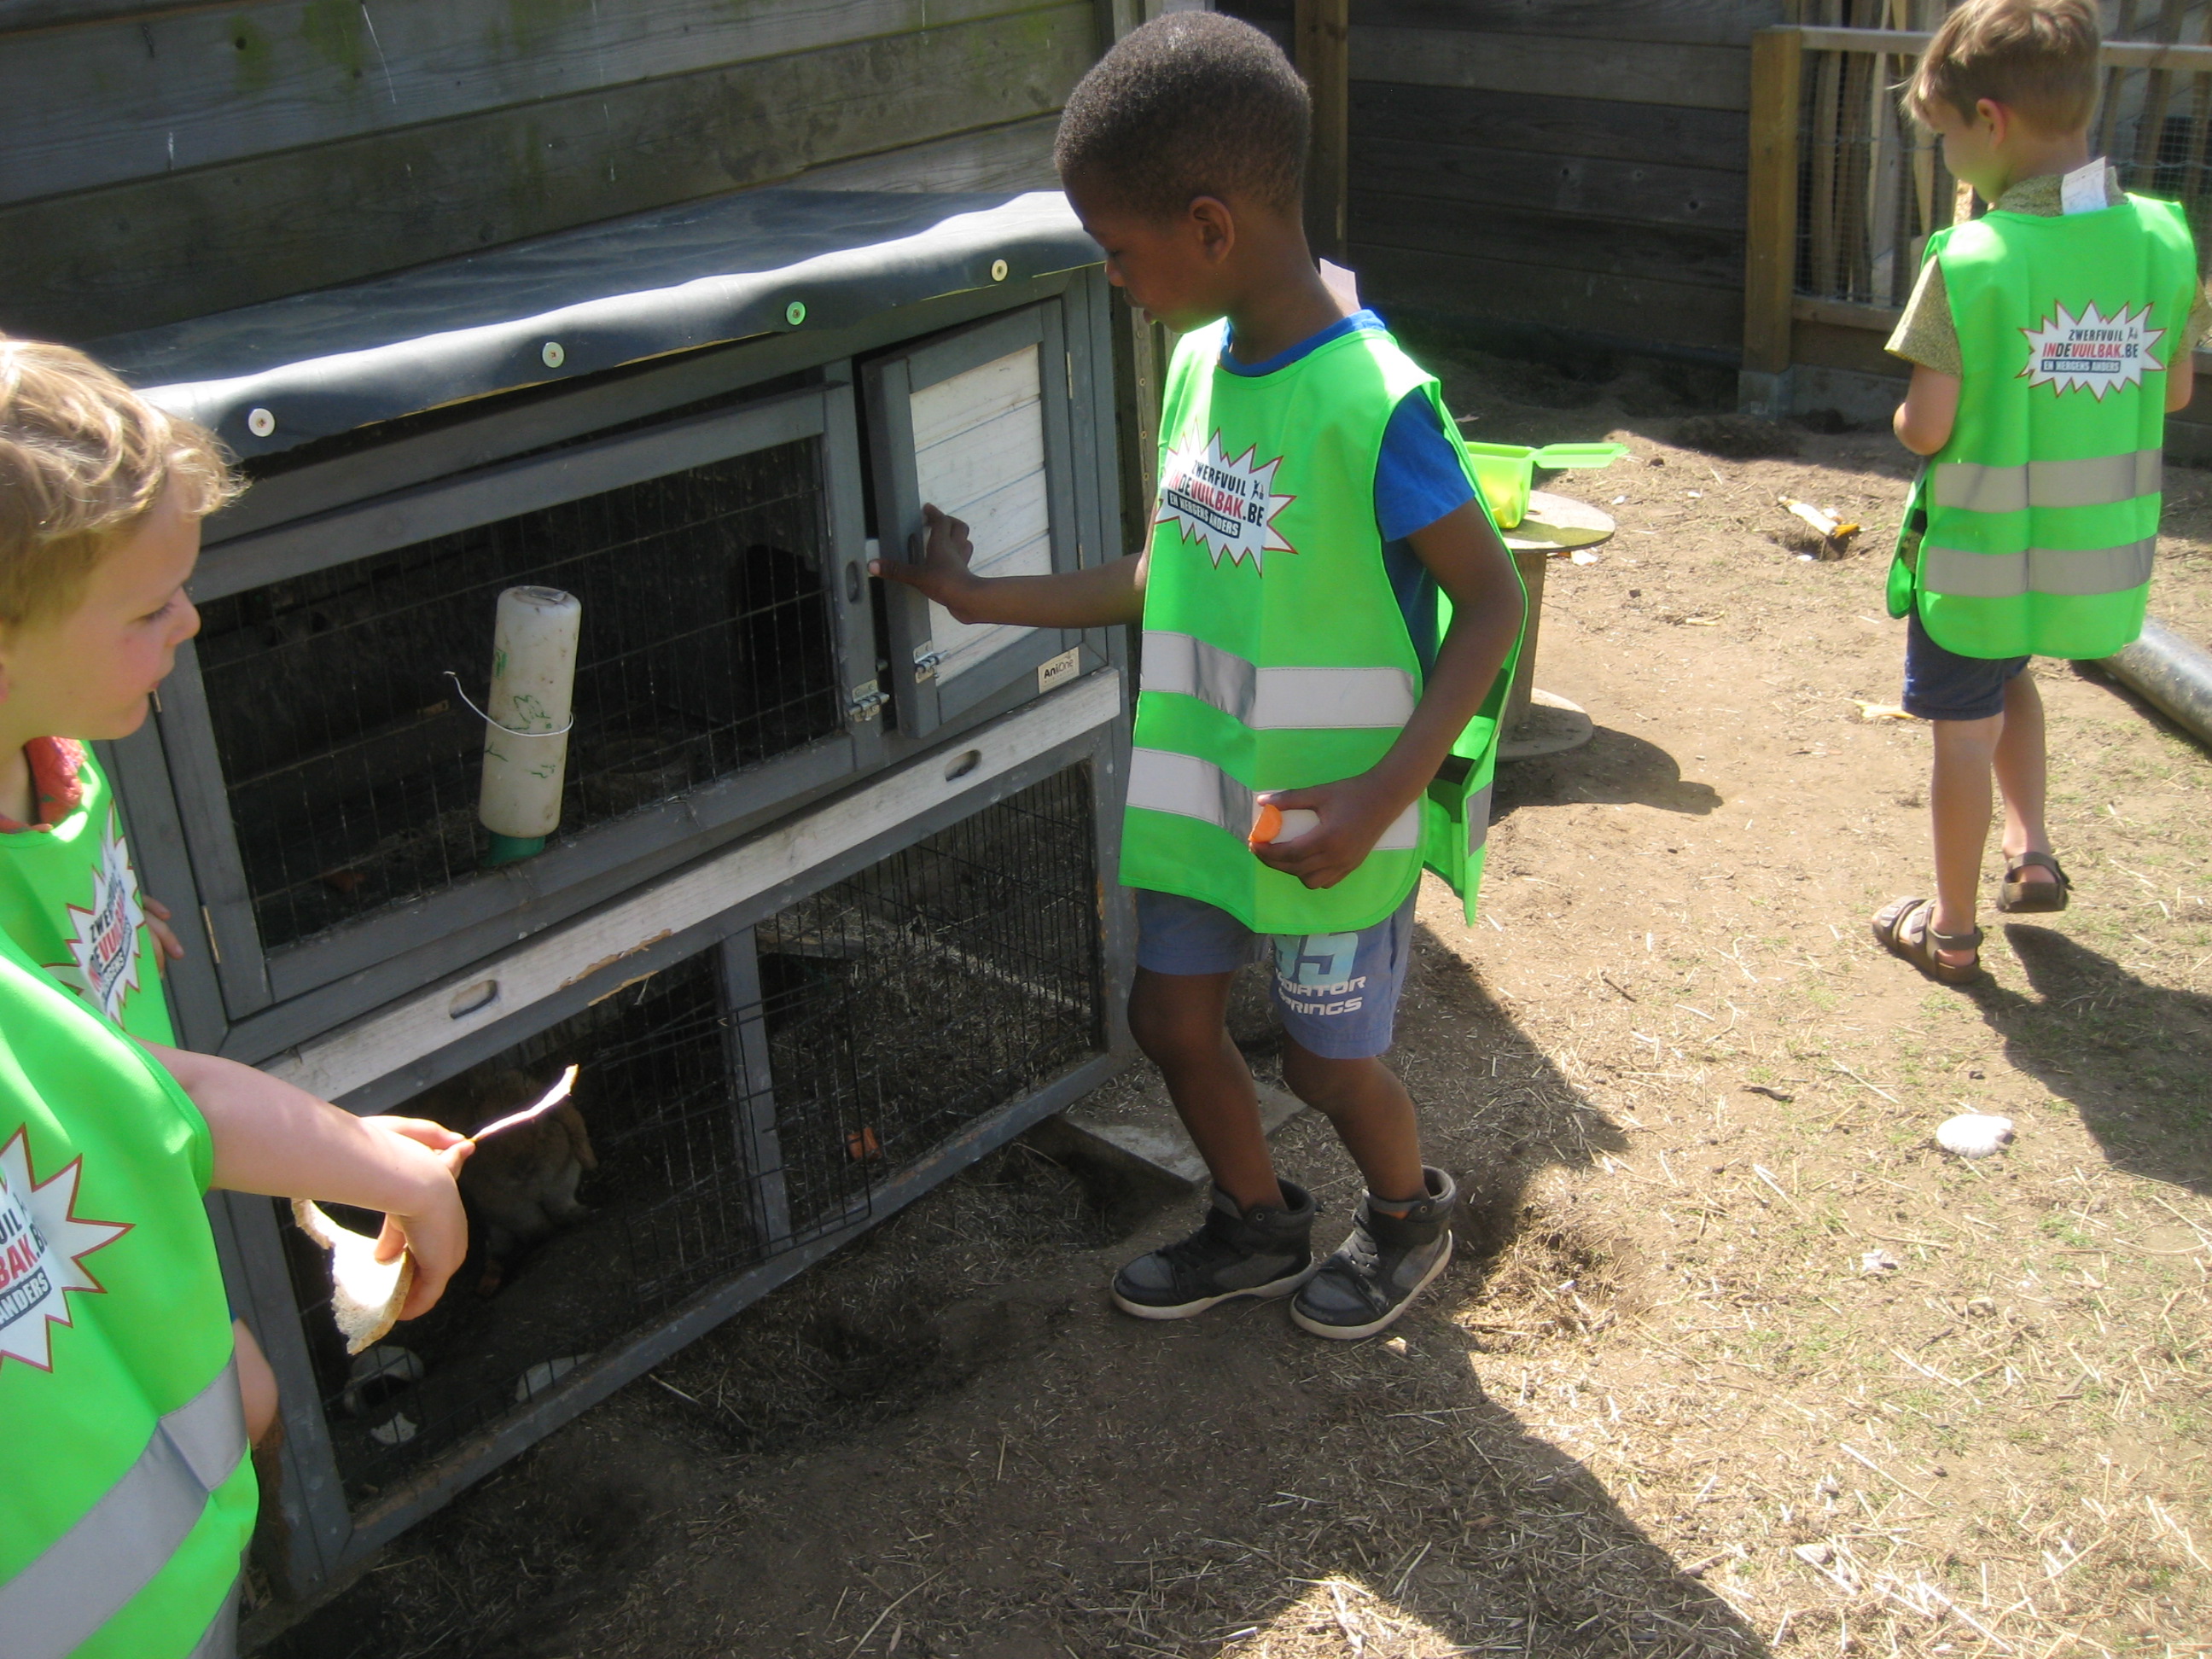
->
<box><xmin>1279</xmin><ymin>1037</ymin><xmax>1426</xmax><ymax>1202</ymax></box>
<box><xmin>1930</xmin><ymin>713</ymin><xmax>2002</xmax><ymax>963</ymax></box>
<box><xmin>1126</xmin><ymin>966</ymin><xmax>1284</xmax><ymax>1212</ymax></box>
<box><xmin>1992</xmin><ymin>672</ymin><xmax>2057</xmax><ymax>885</ymax></box>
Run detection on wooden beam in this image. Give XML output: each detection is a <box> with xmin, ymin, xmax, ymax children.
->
<box><xmin>1795</xmin><ymin>23</ymin><xmax>2212</xmax><ymax>70</ymax></box>
<box><xmin>1743</xmin><ymin>26</ymin><xmax>1805</xmax><ymax>375</ymax></box>
<box><xmin>1229</xmin><ymin>0</ymin><xmax>1792</xmax><ymax>49</ymax></box>
<box><xmin>0</xmin><ymin>0</ymin><xmax>1045</xmax><ymax>208</ymax></box>
<box><xmin>1791</xmin><ymin>294</ymin><xmax>1901</xmax><ymax>331</ymax></box>
<box><xmin>1295</xmin><ymin>0</ymin><xmax>1349</xmax><ymax>262</ymax></box>
<box><xmin>0</xmin><ymin>6</ymin><xmax>1094</xmax><ymax>343</ymax></box>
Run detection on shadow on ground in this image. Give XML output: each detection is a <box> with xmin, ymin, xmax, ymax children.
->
<box><xmin>1963</xmin><ymin>924</ymin><xmax>2212</xmax><ymax>1195</ymax></box>
<box><xmin>1494</xmin><ymin>725</ymin><xmax>1725</xmax><ymax>821</ymax></box>
<box><xmin>259</xmin><ymin>936</ymin><xmax>1766</xmax><ymax>1658</ymax></box>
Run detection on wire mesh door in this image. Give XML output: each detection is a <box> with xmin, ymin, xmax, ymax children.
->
<box><xmin>164</xmin><ymin>384</ymin><xmax>881</xmax><ymax>1011</ymax></box>
<box><xmin>276</xmin><ymin>762</ymin><xmax>1103</xmax><ymax>1510</ymax></box>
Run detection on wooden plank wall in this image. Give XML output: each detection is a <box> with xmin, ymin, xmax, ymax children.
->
<box><xmin>1225</xmin><ymin>0</ymin><xmax>1789</xmax><ymax>357</ymax></box>
<box><xmin>0</xmin><ymin>0</ymin><xmax>1118</xmax><ymax>345</ymax></box>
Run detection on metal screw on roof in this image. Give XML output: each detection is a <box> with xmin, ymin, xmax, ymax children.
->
<box><xmin>246</xmin><ymin>407</ymin><xmax>276</xmax><ymax>438</ymax></box>
<box><xmin>541</xmin><ymin>341</ymin><xmax>566</xmax><ymax>368</ymax></box>
<box><xmin>991</xmin><ymin>259</ymin><xmax>1010</xmax><ymax>282</ymax></box>
<box><xmin>785</xmin><ymin>300</ymin><xmax>806</xmax><ymax>327</ymax></box>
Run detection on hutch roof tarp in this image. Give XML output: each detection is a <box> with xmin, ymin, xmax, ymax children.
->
<box><xmin>93</xmin><ymin>188</ymin><xmax>1096</xmax><ymax>459</ymax></box>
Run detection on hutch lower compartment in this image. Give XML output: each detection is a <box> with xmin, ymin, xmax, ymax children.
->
<box><xmin>213</xmin><ymin>677</ymin><xmax>1132</xmax><ymax>1602</ymax></box>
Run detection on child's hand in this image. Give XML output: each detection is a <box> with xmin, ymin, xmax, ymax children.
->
<box><xmin>1250</xmin><ymin>775</ymin><xmax>1411</xmax><ymax>890</ymax></box>
<box><xmin>142</xmin><ymin>895</ymin><xmax>186</xmax><ymax>970</ymax></box>
<box><xmin>871</xmin><ymin>504</ymin><xmax>987</xmax><ymax>621</ymax></box>
<box><xmin>361</xmin><ymin>1119</ymin><xmax>472</xmax><ymax>1320</ymax></box>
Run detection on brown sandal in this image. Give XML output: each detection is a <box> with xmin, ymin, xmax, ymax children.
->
<box><xmin>1996</xmin><ymin>851</ymin><xmax>2069</xmax><ymax>914</ymax></box>
<box><xmin>1871</xmin><ymin>896</ymin><xmax>1982</xmax><ymax>984</ymax></box>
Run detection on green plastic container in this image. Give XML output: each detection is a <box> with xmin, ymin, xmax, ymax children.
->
<box><xmin>1462</xmin><ymin>441</ymin><xmax>1628</xmax><ymax>529</ymax></box>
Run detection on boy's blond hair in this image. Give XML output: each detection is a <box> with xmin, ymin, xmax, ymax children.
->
<box><xmin>0</xmin><ymin>335</ymin><xmax>239</xmax><ymax>635</ymax></box>
<box><xmin>1906</xmin><ymin>0</ymin><xmax>2100</xmax><ymax>135</ymax></box>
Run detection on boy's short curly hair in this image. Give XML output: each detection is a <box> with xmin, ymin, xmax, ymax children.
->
<box><xmin>0</xmin><ymin>336</ymin><xmax>239</xmax><ymax>635</ymax></box>
<box><xmin>1906</xmin><ymin>0</ymin><xmax>2101</xmax><ymax>136</ymax></box>
<box><xmin>1054</xmin><ymin>12</ymin><xmax>1310</xmax><ymax>220</ymax></box>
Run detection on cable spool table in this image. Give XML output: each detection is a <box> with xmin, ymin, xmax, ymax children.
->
<box><xmin>1496</xmin><ymin>490</ymin><xmax>1612</xmax><ymax>762</ymax></box>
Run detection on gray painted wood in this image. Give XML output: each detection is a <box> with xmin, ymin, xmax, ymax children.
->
<box><xmin>1355</xmin><ymin>240</ymin><xmax>1742</xmax><ymax>354</ymax></box>
<box><xmin>1235</xmin><ymin>0</ymin><xmax>1784</xmax><ymax>46</ymax></box>
<box><xmin>0</xmin><ymin>0</ymin><xmax>1042</xmax><ymax>205</ymax></box>
<box><xmin>719</xmin><ymin>930</ymin><xmax>794</xmax><ymax>1249</ymax></box>
<box><xmin>1354</xmin><ymin>26</ymin><xmax>1752</xmax><ymax>113</ymax></box>
<box><xmin>1</xmin><ymin>4</ymin><xmax>1094</xmax><ymax>343</ymax></box>
<box><xmin>1355</xmin><ymin>136</ymin><xmax>1747</xmax><ymax>232</ymax></box>
<box><xmin>1358</xmin><ymin>192</ymin><xmax>1744</xmax><ymax>293</ymax></box>
<box><xmin>1353</xmin><ymin>83</ymin><xmax>1748</xmax><ymax>174</ymax></box>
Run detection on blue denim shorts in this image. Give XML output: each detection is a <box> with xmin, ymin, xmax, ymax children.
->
<box><xmin>1132</xmin><ymin>888</ymin><xmax>1417</xmax><ymax>1059</ymax></box>
<box><xmin>1902</xmin><ymin>608</ymin><xmax>2029</xmax><ymax>722</ymax></box>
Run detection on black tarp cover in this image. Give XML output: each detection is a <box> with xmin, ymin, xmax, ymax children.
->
<box><xmin>93</xmin><ymin>189</ymin><xmax>1096</xmax><ymax>460</ymax></box>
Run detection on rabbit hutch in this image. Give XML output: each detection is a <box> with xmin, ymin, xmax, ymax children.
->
<box><xmin>106</xmin><ymin>189</ymin><xmax>1137</xmax><ymax>1615</ymax></box>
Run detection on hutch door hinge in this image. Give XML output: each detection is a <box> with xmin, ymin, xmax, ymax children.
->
<box><xmin>911</xmin><ymin>646</ymin><xmax>947</xmax><ymax>684</ymax></box>
<box><xmin>846</xmin><ymin>680</ymin><xmax>889</xmax><ymax>720</ymax></box>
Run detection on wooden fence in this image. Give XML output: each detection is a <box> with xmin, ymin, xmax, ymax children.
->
<box><xmin>1225</xmin><ymin>0</ymin><xmax>1788</xmax><ymax>357</ymax></box>
<box><xmin>1745</xmin><ymin>21</ymin><xmax>2212</xmax><ymax>442</ymax></box>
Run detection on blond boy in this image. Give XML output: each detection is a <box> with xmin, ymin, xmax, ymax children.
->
<box><xmin>0</xmin><ymin>336</ymin><xmax>471</xmax><ymax>1658</ymax></box>
<box><xmin>1874</xmin><ymin>0</ymin><xmax>2207</xmax><ymax>981</ymax></box>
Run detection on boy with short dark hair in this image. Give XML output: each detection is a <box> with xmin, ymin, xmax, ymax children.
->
<box><xmin>1874</xmin><ymin>0</ymin><xmax>2207</xmax><ymax>981</ymax></box>
<box><xmin>879</xmin><ymin>13</ymin><xmax>1524</xmax><ymax>1338</ymax></box>
<box><xmin>0</xmin><ymin>335</ymin><xmax>471</xmax><ymax>1656</ymax></box>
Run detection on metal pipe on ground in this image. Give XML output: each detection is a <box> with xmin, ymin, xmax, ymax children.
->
<box><xmin>2099</xmin><ymin>618</ymin><xmax>2212</xmax><ymax>747</ymax></box>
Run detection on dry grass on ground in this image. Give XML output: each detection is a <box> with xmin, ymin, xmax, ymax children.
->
<box><xmin>268</xmin><ymin>337</ymin><xmax>2211</xmax><ymax>1659</ymax></box>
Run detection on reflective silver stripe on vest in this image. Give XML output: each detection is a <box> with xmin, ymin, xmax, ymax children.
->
<box><xmin>186</xmin><ymin>1582</ymin><xmax>241</xmax><ymax>1659</ymax></box>
<box><xmin>1465</xmin><ymin>779</ymin><xmax>1493</xmax><ymax>858</ymax></box>
<box><xmin>1933</xmin><ymin>450</ymin><xmax>2162</xmax><ymax>513</ymax></box>
<box><xmin>1128</xmin><ymin>748</ymin><xmax>1422</xmax><ymax>851</ymax></box>
<box><xmin>1920</xmin><ymin>538</ymin><xmax>2156</xmax><ymax>598</ymax></box>
<box><xmin>0</xmin><ymin>1359</ymin><xmax>246</xmax><ymax>1659</ymax></box>
<box><xmin>1141</xmin><ymin>631</ymin><xmax>1417</xmax><ymax>730</ymax></box>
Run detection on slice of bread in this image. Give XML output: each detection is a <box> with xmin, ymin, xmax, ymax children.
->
<box><xmin>293</xmin><ymin>1199</ymin><xmax>414</xmax><ymax>1354</ymax></box>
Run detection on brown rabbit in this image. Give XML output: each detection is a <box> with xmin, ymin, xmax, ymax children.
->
<box><xmin>417</xmin><ymin>1063</ymin><xmax>597</xmax><ymax>1294</ymax></box>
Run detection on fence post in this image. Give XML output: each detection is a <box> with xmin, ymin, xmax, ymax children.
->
<box><xmin>1296</xmin><ymin>0</ymin><xmax>1350</xmax><ymax>264</ymax></box>
<box><xmin>1743</xmin><ymin>26</ymin><xmax>1805</xmax><ymax>414</ymax></box>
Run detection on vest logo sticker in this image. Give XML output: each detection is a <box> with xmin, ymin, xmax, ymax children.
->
<box><xmin>0</xmin><ymin>1128</ymin><xmax>130</xmax><ymax>1371</ymax></box>
<box><xmin>2019</xmin><ymin>301</ymin><xmax>2165</xmax><ymax>399</ymax></box>
<box><xmin>61</xmin><ymin>812</ymin><xmax>145</xmax><ymax>1024</ymax></box>
<box><xmin>1158</xmin><ymin>430</ymin><xmax>1296</xmax><ymax>571</ymax></box>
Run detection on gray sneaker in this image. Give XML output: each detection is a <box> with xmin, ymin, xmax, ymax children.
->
<box><xmin>1111</xmin><ymin>1180</ymin><xmax>1318</xmax><ymax>1318</ymax></box>
<box><xmin>1291</xmin><ymin>1167</ymin><xmax>1457</xmax><ymax>1340</ymax></box>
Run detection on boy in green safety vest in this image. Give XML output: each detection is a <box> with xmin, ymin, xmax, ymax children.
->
<box><xmin>0</xmin><ymin>335</ymin><xmax>474</xmax><ymax>1659</ymax></box>
<box><xmin>1873</xmin><ymin>0</ymin><xmax>2209</xmax><ymax>983</ymax></box>
<box><xmin>876</xmin><ymin>15</ymin><xmax>1526</xmax><ymax>1339</ymax></box>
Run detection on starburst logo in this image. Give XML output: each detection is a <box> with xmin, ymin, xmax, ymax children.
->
<box><xmin>0</xmin><ymin>1128</ymin><xmax>130</xmax><ymax>1371</ymax></box>
<box><xmin>61</xmin><ymin>811</ymin><xmax>144</xmax><ymax>1023</ymax></box>
<box><xmin>1157</xmin><ymin>430</ymin><xmax>1296</xmax><ymax>571</ymax></box>
<box><xmin>2019</xmin><ymin>301</ymin><xmax>2165</xmax><ymax>399</ymax></box>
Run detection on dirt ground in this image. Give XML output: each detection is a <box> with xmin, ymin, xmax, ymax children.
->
<box><xmin>268</xmin><ymin>341</ymin><xmax>2212</xmax><ymax>1659</ymax></box>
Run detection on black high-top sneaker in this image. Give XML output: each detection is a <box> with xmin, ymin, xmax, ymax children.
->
<box><xmin>1110</xmin><ymin>1180</ymin><xmax>1318</xmax><ymax>1318</ymax></box>
<box><xmin>1290</xmin><ymin>1167</ymin><xmax>1457</xmax><ymax>1340</ymax></box>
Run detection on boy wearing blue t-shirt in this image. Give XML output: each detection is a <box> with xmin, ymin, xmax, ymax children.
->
<box><xmin>880</xmin><ymin>16</ymin><xmax>1523</xmax><ymax>1339</ymax></box>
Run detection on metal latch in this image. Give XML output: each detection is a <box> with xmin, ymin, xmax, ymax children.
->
<box><xmin>911</xmin><ymin>646</ymin><xmax>947</xmax><ymax>684</ymax></box>
<box><xmin>847</xmin><ymin>679</ymin><xmax>889</xmax><ymax>720</ymax></box>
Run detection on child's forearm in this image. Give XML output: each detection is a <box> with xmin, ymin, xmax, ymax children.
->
<box><xmin>148</xmin><ymin>1043</ymin><xmax>454</xmax><ymax>1214</ymax></box>
<box><xmin>939</xmin><ymin>556</ymin><xmax>1147</xmax><ymax>629</ymax></box>
<box><xmin>1366</xmin><ymin>588</ymin><xmax>1524</xmax><ymax>811</ymax></box>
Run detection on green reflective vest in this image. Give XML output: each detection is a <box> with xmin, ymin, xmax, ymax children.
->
<box><xmin>0</xmin><ymin>928</ymin><xmax>251</xmax><ymax>1659</ymax></box>
<box><xmin>1122</xmin><ymin>321</ymin><xmax>1522</xmax><ymax>933</ymax></box>
<box><xmin>0</xmin><ymin>743</ymin><xmax>175</xmax><ymax>1044</ymax></box>
<box><xmin>1889</xmin><ymin>192</ymin><xmax>2197</xmax><ymax>659</ymax></box>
